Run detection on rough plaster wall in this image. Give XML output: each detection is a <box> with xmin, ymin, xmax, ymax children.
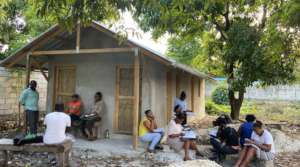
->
<box><xmin>47</xmin><ymin>54</ymin><xmax>133</xmax><ymax>134</ymax></box>
<box><xmin>141</xmin><ymin>56</ymin><xmax>167</xmax><ymax>127</ymax></box>
<box><xmin>0</xmin><ymin>67</ymin><xmax>47</xmax><ymax>115</ymax></box>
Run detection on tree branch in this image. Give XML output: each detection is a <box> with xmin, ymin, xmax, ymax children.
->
<box><xmin>222</xmin><ymin>2</ymin><xmax>230</xmax><ymax>31</ymax></box>
<box><xmin>259</xmin><ymin>3</ymin><xmax>267</xmax><ymax>29</ymax></box>
<box><xmin>212</xmin><ymin>19</ymin><xmax>227</xmax><ymax>40</ymax></box>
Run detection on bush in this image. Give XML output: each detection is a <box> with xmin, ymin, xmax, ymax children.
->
<box><xmin>212</xmin><ymin>86</ymin><xmax>229</xmax><ymax>105</ymax></box>
<box><xmin>206</xmin><ymin>99</ymin><xmax>257</xmax><ymax>116</ymax></box>
<box><xmin>205</xmin><ymin>99</ymin><xmax>230</xmax><ymax>115</ymax></box>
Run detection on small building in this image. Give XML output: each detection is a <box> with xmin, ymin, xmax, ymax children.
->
<box><xmin>0</xmin><ymin>21</ymin><xmax>210</xmax><ymax>149</ymax></box>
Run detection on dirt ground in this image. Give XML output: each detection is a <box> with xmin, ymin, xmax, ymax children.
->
<box><xmin>1</xmin><ymin>116</ymin><xmax>300</xmax><ymax>167</ymax></box>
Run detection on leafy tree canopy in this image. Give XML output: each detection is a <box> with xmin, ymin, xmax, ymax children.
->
<box><xmin>131</xmin><ymin>0</ymin><xmax>300</xmax><ymax>119</ymax></box>
<box><xmin>0</xmin><ymin>0</ymin><xmax>54</xmax><ymax>59</ymax></box>
<box><xmin>31</xmin><ymin>0</ymin><xmax>131</xmax><ymax>30</ymax></box>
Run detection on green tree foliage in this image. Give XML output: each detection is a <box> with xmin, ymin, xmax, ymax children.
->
<box><xmin>132</xmin><ymin>0</ymin><xmax>300</xmax><ymax>119</ymax></box>
<box><xmin>0</xmin><ymin>0</ymin><xmax>54</xmax><ymax>59</ymax></box>
<box><xmin>167</xmin><ymin>32</ymin><xmax>224</xmax><ymax>76</ymax></box>
<box><xmin>212</xmin><ymin>86</ymin><xmax>229</xmax><ymax>105</ymax></box>
<box><xmin>31</xmin><ymin>0</ymin><xmax>131</xmax><ymax>30</ymax></box>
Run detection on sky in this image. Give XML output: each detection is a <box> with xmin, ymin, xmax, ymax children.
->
<box><xmin>114</xmin><ymin>12</ymin><xmax>169</xmax><ymax>54</ymax></box>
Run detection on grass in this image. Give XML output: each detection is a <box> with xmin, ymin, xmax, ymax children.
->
<box><xmin>205</xmin><ymin>99</ymin><xmax>300</xmax><ymax>124</ymax></box>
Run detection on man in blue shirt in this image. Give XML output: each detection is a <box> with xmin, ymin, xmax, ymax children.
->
<box><xmin>237</xmin><ymin>114</ymin><xmax>256</xmax><ymax>147</ymax></box>
<box><xmin>19</xmin><ymin>80</ymin><xmax>39</xmax><ymax>138</ymax></box>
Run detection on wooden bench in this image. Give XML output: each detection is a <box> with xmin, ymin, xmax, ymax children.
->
<box><xmin>0</xmin><ymin>139</ymin><xmax>72</xmax><ymax>167</ymax></box>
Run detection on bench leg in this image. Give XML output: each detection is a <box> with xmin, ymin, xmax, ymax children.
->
<box><xmin>65</xmin><ymin>151</ymin><xmax>70</xmax><ymax>166</ymax></box>
<box><xmin>57</xmin><ymin>153</ymin><xmax>65</xmax><ymax>167</ymax></box>
<box><xmin>1</xmin><ymin>151</ymin><xmax>8</xmax><ymax>167</ymax></box>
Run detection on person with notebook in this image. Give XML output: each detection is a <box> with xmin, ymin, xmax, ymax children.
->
<box><xmin>234</xmin><ymin>121</ymin><xmax>275</xmax><ymax>167</ymax></box>
<box><xmin>210</xmin><ymin>115</ymin><xmax>239</xmax><ymax>161</ymax></box>
<box><xmin>167</xmin><ymin>113</ymin><xmax>202</xmax><ymax>161</ymax></box>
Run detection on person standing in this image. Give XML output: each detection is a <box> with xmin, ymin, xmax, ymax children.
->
<box><xmin>19</xmin><ymin>80</ymin><xmax>39</xmax><ymax>138</ymax></box>
<box><xmin>174</xmin><ymin>91</ymin><xmax>188</xmax><ymax>112</ymax></box>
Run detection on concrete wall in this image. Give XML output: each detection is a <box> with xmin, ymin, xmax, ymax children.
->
<box><xmin>47</xmin><ymin>53</ymin><xmax>134</xmax><ymax>134</ymax></box>
<box><xmin>140</xmin><ymin>56</ymin><xmax>167</xmax><ymax>127</ymax></box>
<box><xmin>0</xmin><ymin>67</ymin><xmax>47</xmax><ymax>115</ymax></box>
<box><xmin>245</xmin><ymin>84</ymin><xmax>300</xmax><ymax>101</ymax></box>
<box><xmin>206</xmin><ymin>80</ymin><xmax>300</xmax><ymax>101</ymax></box>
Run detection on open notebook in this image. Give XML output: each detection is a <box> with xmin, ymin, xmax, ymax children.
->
<box><xmin>182</xmin><ymin>130</ymin><xmax>197</xmax><ymax>139</ymax></box>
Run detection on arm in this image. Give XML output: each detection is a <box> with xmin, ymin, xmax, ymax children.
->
<box><xmin>255</xmin><ymin>143</ymin><xmax>272</xmax><ymax>152</ymax></box>
<box><xmin>19</xmin><ymin>90</ymin><xmax>27</xmax><ymax>105</ymax></box>
<box><xmin>237</xmin><ymin>125</ymin><xmax>242</xmax><ymax>137</ymax></box>
<box><xmin>143</xmin><ymin>119</ymin><xmax>155</xmax><ymax>132</ymax></box>
<box><xmin>168</xmin><ymin>133</ymin><xmax>183</xmax><ymax>138</ymax></box>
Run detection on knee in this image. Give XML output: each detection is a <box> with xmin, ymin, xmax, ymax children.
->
<box><xmin>155</xmin><ymin>133</ymin><xmax>162</xmax><ymax>139</ymax></box>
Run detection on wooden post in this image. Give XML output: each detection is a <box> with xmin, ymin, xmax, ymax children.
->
<box><xmin>133</xmin><ymin>48</ymin><xmax>140</xmax><ymax>150</ymax></box>
<box><xmin>23</xmin><ymin>53</ymin><xmax>31</xmax><ymax>133</ymax></box>
<box><xmin>199</xmin><ymin>78</ymin><xmax>205</xmax><ymax>115</ymax></box>
<box><xmin>76</xmin><ymin>20</ymin><xmax>80</xmax><ymax>53</ymax></box>
<box><xmin>25</xmin><ymin>53</ymin><xmax>31</xmax><ymax>86</ymax></box>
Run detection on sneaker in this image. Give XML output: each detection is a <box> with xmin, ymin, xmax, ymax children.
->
<box><xmin>155</xmin><ymin>145</ymin><xmax>164</xmax><ymax>150</ymax></box>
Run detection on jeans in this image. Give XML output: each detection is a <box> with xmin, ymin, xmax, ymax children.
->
<box><xmin>210</xmin><ymin>138</ymin><xmax>238</xmax><ymax>160</ymax></box>
<box><xmin>26</xmin><ymin>110</ymin><xmax>39</xmax><ymax>134</ymax></box>
<box><xmin>140</xmin><ymin>129</ymin><xmax>164</xmax><ymax>150</ymax></box>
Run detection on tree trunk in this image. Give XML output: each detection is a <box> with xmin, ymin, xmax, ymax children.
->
<box><xmin>229</xmin><ymin>89</ymin><xmax>245</xmax><ymax>120</ymax></box>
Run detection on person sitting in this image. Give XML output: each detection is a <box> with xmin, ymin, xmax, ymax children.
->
<box><xmin>238</xmin><ymin>114</ymin><xmax>256</xmax><ymax>147</ymax></box>
<box><xmin>210</xmin><ymin>115</ymin><xmax>239</xmax><ymax>162</ymax></box>
<box><xmin>43</xmin><ymin>103</ymin><xmax>72</xmax><ymax>144</ymax></box>
<box><xmin>168</xmin><ymin>113</ymin><xmax>202</xmax><ymax>161</ymax></box>
<box><xmin>234</xmin><ymin>121</ymin><xmax>275</xmax><ymax>167</ymax></box>
<box><xmin>82</xmin><ymin>92</ymin><xmax>103</xmax><ymax>140</ymax></box>
<box><xmin>66</xmin><ymin>94</ymin><xmax>82</xmax><ymax>123</ymax></box>
<box><xmin>139</xmin><ymin>110</ymin><xmax>164</xmax><ymax>153</ymax></box>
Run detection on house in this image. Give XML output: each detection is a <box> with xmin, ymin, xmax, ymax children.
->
<box><xmin>0</xmin><ymin>21</ymin><xmax>210</xmax><ymax>149</ymax></box>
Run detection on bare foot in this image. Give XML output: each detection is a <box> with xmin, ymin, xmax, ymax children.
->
<box><xmin>183</xmin><ymin>157</ymin><xmax>191</xmax><ymax>161</ymax></box>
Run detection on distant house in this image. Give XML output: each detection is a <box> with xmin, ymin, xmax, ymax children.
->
<box><xmin>0</xmin><ymin>21</ymin><xmax>210</xmax><ymax>149</ymax></box>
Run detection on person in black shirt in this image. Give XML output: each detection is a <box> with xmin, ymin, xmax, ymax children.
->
<box><xmin>210</xmin><ymin>115</ymin><xmax>240</xmax><ymax>161</ymax></box>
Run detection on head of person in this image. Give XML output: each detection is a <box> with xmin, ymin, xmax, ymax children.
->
<box><xmin>245</xmin><ymin>114</ymin><xmax>256</xmax><ymax>123</ymax></box>
<box><xmin>29</xmin><ymin>80</ymin><xmax>37</xmax><ymax>91</ymax></box>
<box><xmin>71</xmin><ymin>94</ymin><xmax>80</xmax><ymax>102</ymax></box>
<box><xmin>213</xmin><ymin>114</ymin><xmax>231</xmax><ymax>127</ymax></box>
<box><xmin>145</xmin><ymin>109</ymin><xmax>154</xmax><ymax>119</ymax></box>
<box><xmin>174</xmin><ymin>105</ymin><xmax>182</xmax><ymax>113</ymax></box>
<box><xmin>253</xmin><ymin>120</ymin><xmax>264</xmax><ymax>136</ymax></box>
<box><xmin>174</xmin><ymin>113</ymin><xmax>185</xmax><ymax>124</ymax></box>
<box><xmin>54</xmin><ymin>103</ymin><xmax>64</xmax><ymax>112</ymax></box>
<box><xmin>179</xmin><ymin>91</ymin><xmax>186</xmax><ymax>101</ymax></box>
<box><xmin>94</xmin><ymin>92</ymin><xmax>102</xmax><ymax>102</ymax></box>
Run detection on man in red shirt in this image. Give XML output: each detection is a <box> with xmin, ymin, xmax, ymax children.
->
<box><xmin>66</xmin><ymin>94</ymin><xmax>82</xmax><ymax>122</ymax></box>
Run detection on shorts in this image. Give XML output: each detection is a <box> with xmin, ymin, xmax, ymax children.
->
<box><xmin>168</xmin><ymin>137</ymin><xmax>184</xmax><ymax>152</ymax></box>
<box><xmin>247</xmin><ymin>144</ymin><xmax>275</xmax><ymax>160</ymax></box>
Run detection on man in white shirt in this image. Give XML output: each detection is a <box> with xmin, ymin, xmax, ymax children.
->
<box><xmin>174</xmin><ymin>91</ymin><xmax>188</xmax><ymax>112</ymax></box>
<box><xmin>44</xmin><ymin>104</ymin><xmax>72</xmax><ymax>144</ymax></box>
<box><xmin>234</xmin><ymin>121</ymin><xmax>275</xmax><ymax>167</ymax></box>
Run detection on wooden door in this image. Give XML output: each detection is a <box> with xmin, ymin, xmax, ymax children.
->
<box><xmin>115</xmin><ymin>66</ymin><xmax>134</xmax><ymax>134</ymax></box>
<box><xmin>53</xmin><ymin>65</ymin><xmax>76</xmax><ymax>107</ymax></box>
